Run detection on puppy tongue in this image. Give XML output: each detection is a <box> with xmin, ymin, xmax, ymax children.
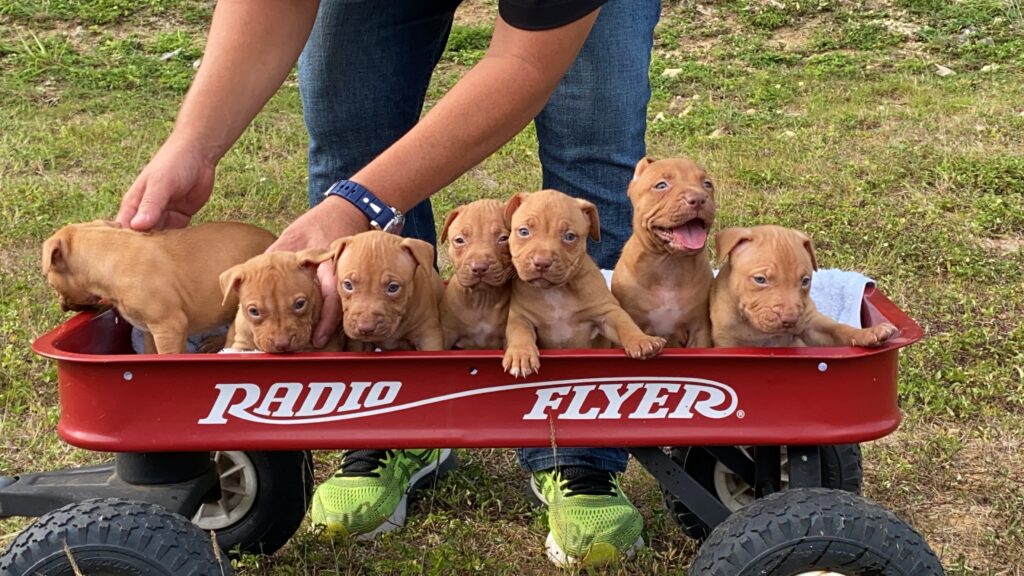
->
<box><xmin>672</xmin><ymin>221</ymin><xmax>707</xmax><ymax>250</ymax></box>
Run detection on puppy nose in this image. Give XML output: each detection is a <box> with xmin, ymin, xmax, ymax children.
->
<box><xmin>470</xmin><ymin>260</ymin><xmax>490</xmax><ymax>275</ymax></box>
<box><xmin>685</xmin><ymin>191</ymin><xmax>708</xmax><ymax>207</ymax></box>
<box><xmin>273</xmin><ymin>335</ymin><xmax>292</xmax><ymax>352</ymax></box>
<box><xmin>357</xmin><ymin>318</ymin><xmax>379</xmax><ymax>335</ymax></box>
<box><xmin>531</xmin><ymin>255</ymin><xmax>552</xmax><ymax>271</ymax></box>
<box><xmin>779</xmin><ymin>310</ymin><xmax>800</xmax><ymax>327</ymax></box>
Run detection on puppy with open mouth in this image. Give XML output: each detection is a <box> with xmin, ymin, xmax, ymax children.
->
<box><xmin>612</xmin><ymin>157</ymin><xmax>716</xmax><ymax>348</ymax></box>
<box><xmin>502</xmin><ymin>189</ymin><xmax>666</xmax><ymax>378</ymax></box>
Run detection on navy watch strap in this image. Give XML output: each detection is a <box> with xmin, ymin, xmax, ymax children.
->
<box><xmin>323</xmin><ymin>180</ymin><xmax>401</xmax><ymax>231</ymax></box>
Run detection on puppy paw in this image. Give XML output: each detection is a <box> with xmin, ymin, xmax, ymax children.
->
<box><xmin>851</xmin><ymin>323</ymin><xmax>899</xmax><ymax>347</ymax></box>
<box><xmin>503</xmin><ymin>345</ymin><xmax>541</xmax><ymax>378</ymax></box>
<box><xmin>623</xmin><ymin>334</ymin><xmax>667</xmax><ymax>359</ymax></box>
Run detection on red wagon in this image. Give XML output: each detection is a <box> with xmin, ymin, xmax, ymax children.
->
<box><xmin>0</xmin><ymin>287</ymin><xmax>944</xmax><ymax>575</ymax></box>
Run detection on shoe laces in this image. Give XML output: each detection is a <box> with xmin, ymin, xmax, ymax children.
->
<box><xmin>336</xmin><ymin>449</ymin><xmax>394</xmax><ymax>478</ymax></box>
<box><xmin>558</xmin><ymin>466</ymin><xmax>617</xmax><ymax>497</ymax></box>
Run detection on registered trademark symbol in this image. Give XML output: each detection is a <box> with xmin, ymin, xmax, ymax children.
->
<box><xmin>736</xmin><ymin>409</ymin><xmax>745</xmax><ymax>419</ymax></box>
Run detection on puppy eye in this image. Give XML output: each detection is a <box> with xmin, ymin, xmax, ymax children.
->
<box><xmin>752</xmin><ymin>275</ymin><xmax>768</xmax><ymax>286</ymax></box>
<box><xmin>801</xmin><ymin>276</ymin><xmax>811</xmax><ymax>288</ymax></box>
<box><xmin>342</xmin><ymin>280</ymin><xmax>354</xmax><ymax>292</ymax></box>
<box><xmin>517</xmin><ymin>227</ymin><xmax>530</xmax><ymax>238</ymax></box>
<box><xmin>653</xmin><ymin>180</ymin><xmax>669</xmax><ymax>191</ymax></box>
<box><xmin>294</xmin><ymin>298</ymin><xmax>307</xmax><ymax>311</ymax></box>
<box><xmin>453</xmin><ymin>236</ymin><xmax>467</xmax><ymax>246</ymax></box>
<box><xmin>563</xmin><ymin>231</ymin><xmax>578</xmax><ymax>243</ymax></box>
<box><xmin>497</xmin><ymin>234</ymin><xmax>509</xmax><ymax>244</ymax></box>
<box><xmin>703</xmin><ymin>179</ymin><xmax>714</xmax><ymax>192</ymax></box>
<box><xmin>386</xmin><ymin>282</ymin><xmax>401</xmax><ymax>294</ymax></box>
<box><xmin>247</xmin><ymin>306</ymin><xmax>260</xmax><ymax>318</ymax></box>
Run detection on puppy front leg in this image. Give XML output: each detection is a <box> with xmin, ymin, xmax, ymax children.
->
<box><xmin>601</xmin><ymin>307</ymin><xmax>666</xmax><ymax>359</ymax></box>
<box><xmin>503</xmin><ymin>308</ymin><xmax>540</xmax><ymax>378</ymax></box>
<box><xmin>686</xmin><ymin>318</ymin><xmax>713</xmax><ymax>348</ymax></box>
<box><xmin>803</xmin><ymin>313</ymin><xmax>898</xmax><ymax>347</ymax></box>
<box><xmin>142</xmin><ymin>332</ymin><xmax>157</xmax><ymax>354</ymax></box>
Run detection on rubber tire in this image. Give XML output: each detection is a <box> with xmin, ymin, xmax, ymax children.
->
<box><xmin>0</xmin><ymin>498</ymin><xmax>233</xmax><ymax>576</ymax></box>
<box><xmin>209</xmin><ymin>450</ymin><xmax>313</xmax><ymax>556</ymax></box>
<box><xmin>689</xmin><ymin>488</ymin><xmax>944</xmax><ymax>575</ymax></box>
<box><xmin>663</xmin><ymin>444</ymin><xmax>862</xmax><ymax>540</ymax></box>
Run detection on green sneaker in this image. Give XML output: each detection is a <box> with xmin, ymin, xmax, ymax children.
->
<box><xmin>310</xmin><ymin>448</ymin><xmax>455</xmax><ymax>540</ymax></box>
<box><xmin>530</xmin><ymin>466</ymin><xmax>644</xmax><ymax>567</ymax></box>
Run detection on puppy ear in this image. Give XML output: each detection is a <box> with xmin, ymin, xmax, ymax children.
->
<box><xmin>328</xmin><ymin>236</ymin><xmax>352</xmax><ymax>265</ymax></box>
<box><xmin>632</xmin><ymin>157</ymin><xmax>652</xmax><ymax>182</ymax></box>
<box><xmin>577</xmin><ymin>199</ymin><xmax>601</xmax><ymax>242</ymax></box>
<box><xmin>295</xmin><ymin>247</ymin><xmax>333</xmax><ymax>272</ymax></box>
<box><xmin>439</xmin><ymin>208</ymin><xmax>460</xmax><ymax>244</ymax></box>
<box><xmin>714</xmin><ymin>227</ymin><xmax>754</xmax><ymax>265</ymax></box>
<box><xmin>41</xmin><ymin>236</ymin><xmax>68</xmax><ymax>275</ymax></box>
<box><xmin>400</xmin><ymin>238</ymin><xmax>436</xmax><ymax>270</ymax></box>
<box><xmin>504</xmin><ymin>192</ymin><xmax>529</xmax><ymax>225</ymax></box>
<box><xmin>794</xmin><ymin>230</ymin><xmax>819</xmax><ymax>271</ymax></box>
<box><xmin>219</xmin><ymin>264</ymin><xmax>246</xmax><ymax>306</ymax></box>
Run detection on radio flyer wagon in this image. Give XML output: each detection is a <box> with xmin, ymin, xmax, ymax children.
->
<box><xmin>0</xmin><ymin>286</ymin><xmax>943</xmax><ymax>575</ymax></box>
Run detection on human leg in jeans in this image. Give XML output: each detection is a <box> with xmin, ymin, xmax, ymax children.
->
<box><xmin>300</xmin><ymin>0</ymin><xmax>460</xmax><ymax>538</ymax></box>
<box><xmin>518</xmin><ymin>0</ymin><xmax>661</xmax><ymax>567</ymax></box>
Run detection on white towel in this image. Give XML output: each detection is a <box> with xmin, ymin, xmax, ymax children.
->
<box><xmin>601</xmin><ymin>267</ymin><xmax>872</xmax><ymax>328</ymax></box>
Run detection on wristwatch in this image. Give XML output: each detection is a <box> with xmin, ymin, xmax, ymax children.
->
<box><xmin>323</xmin><ymin>179</ymin><xmax>405</xmax><ymax>234</ymax></box>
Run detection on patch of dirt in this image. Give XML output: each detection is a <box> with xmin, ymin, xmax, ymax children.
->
<box><xmin>979</xmin><ymin>235</ymin><xmax>1024</xmax><ymax>255</ymax></box>
<box><xmin>771</xmin><ymin>16</ymin><xmax>824</xmax><ymax>51</ymax></box>
<box><xmin>455</xmin><ymin>0</ymin><xmax>496</xmax><ymax>27</ymax></box>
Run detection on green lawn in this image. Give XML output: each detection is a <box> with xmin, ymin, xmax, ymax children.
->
<box><xmin>2</xmin><ymin>0</ymin><xmax>1023</xmax><ymax>573</ymax></box>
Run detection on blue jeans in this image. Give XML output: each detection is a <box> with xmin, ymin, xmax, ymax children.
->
<box><xmin>299</xmin><ymin>0</ymin><xmax>660</xmax><ymax>475</ymax></box>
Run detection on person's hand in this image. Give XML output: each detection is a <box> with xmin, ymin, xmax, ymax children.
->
<box><xmin>268</xmin><ymin>196</ymin><xmax>371</xmax><ymax>348</ymax></box>
<box><xmin>116</xmin><ymin>137</ymin><xmax>216</xmax><ymax>230</ymax></box>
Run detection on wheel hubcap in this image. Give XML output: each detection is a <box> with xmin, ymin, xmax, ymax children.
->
<box><xmin>712</xmin><ymin>446</ymin><xmax>790</xmax><ymax>511</ymax></box>
<box><xmin>193</xmin><ymin>451</ymin><xmax>258</xmax><ymax>530</ymax></box>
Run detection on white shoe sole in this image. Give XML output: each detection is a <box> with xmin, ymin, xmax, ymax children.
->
<box><xmin>354</xmin><ymin>448</ymin><xmax>455</xmax><ymax>541</ymax></box>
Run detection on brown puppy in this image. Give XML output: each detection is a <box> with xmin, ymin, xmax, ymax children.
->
<box><xmin>710</xmin><ymin>225</ymin><xmax>899</xmax><ymax>347</ymax></box>
<box><xmin>439</xmin><ymin>199</ymin><xmax>515</xmax><ymax>350</ymax></box>
<box><xmin>41</xmin><ymin>220</ymin><xmax>276</xmax><ymax>354</ymax></box>
<box><xmin>612</xmin><ymin>157</ymin><xmax>716</xmax><ymax>348</ymax></box>
<box><xmin>219</xmin><ymin>250</ymin><xmax>344</xmax><ymax>353</ymax></box>
<box><xmin>330</xmin><ymin>230</ymin><xmax>444</xmax><ymax>351</ymax></box>
<box><xmin>502</xmin><ymin>189</ymin><xmax>666</xmax><ymax>377</ymax></box>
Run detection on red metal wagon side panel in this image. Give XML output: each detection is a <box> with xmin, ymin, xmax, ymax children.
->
<box><xmin>33</xmin><ymin>288</ymin><xmax>922</xmax><ymax>452</ymax></box>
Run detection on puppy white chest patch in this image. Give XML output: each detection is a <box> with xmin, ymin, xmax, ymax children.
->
<box><xmin>648</xmin><ymin>290</ymin><xmax>683</xmax><ymax>336</ymax></box>
<box><xmin>541</xmin><ymin>290</ymin><xmax>576</xmax><ymax>345</ymax></box>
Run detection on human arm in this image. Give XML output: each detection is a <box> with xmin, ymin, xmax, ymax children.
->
<box><xmin>115</xmin><ymin>0</ymin><xmax>319</xmax><ymax>230</ymax></box>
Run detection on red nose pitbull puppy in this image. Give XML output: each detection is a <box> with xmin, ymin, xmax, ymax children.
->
<box><xmin>220</xmin><ymin>250</ymin><xmax>344</xmax><ymax>352</ymax></box>
<box><xmin>41</xmin><ymin>220</ymin><xmax>276</xmax><ymax>354</ymax></box>
<box><xmin>330</xmin><ymin>230</ymin><xmax>444</xmax><ymax>351</ymax></box>
<box><xmin>710</xmin><ymin>225</ymin><xmax>898</xmax><ymax>348</ymax></box>
<box><xmin>440</xmin><ymin>199</ymin><xmax>515</xmax><ymax>350</ymax></box>
<box><xmin>502</xmin><ymin>189</ymin><xmax>666</xmax><ymax>378</ymax></box>
<box><xmin>612</xmin><ymin>157</ymin><xmax>716</xmax><ymax>348</ymax></box>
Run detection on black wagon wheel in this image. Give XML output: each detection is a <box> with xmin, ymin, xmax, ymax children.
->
<box><xmin>192</xmin><ymin>450</ymin><xmax>313</xmax><ymax>556</ymax></box>
<box><xmin>664</xmin><ymin>444</ymin><xmax>862</xmax><ymax>540</ymax></box>
<box><xmin>689</xmin><ymin>487</ymin><xmax>944</xmax><ymax>576</ymax></box>
<box><xmin>0</xmin><ymin>498</ymin><xmax>233</xmax><ymax>575</ymax></box>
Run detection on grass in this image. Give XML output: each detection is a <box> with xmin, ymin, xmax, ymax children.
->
<box><xmin>2</xmin><ymin>0</ymin><xmax>1023</xmax><ymax>573</ymax></box>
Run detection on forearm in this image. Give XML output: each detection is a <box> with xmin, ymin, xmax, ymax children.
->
<box><xmin>350</xmin><ymin>11</ymin><xmax>599</xmax><ymax>211</ymax></box>
<box><xmin>171</xmin><ymin>0</ymin><xmax>319</xmax><ymax>162</ymax></box>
